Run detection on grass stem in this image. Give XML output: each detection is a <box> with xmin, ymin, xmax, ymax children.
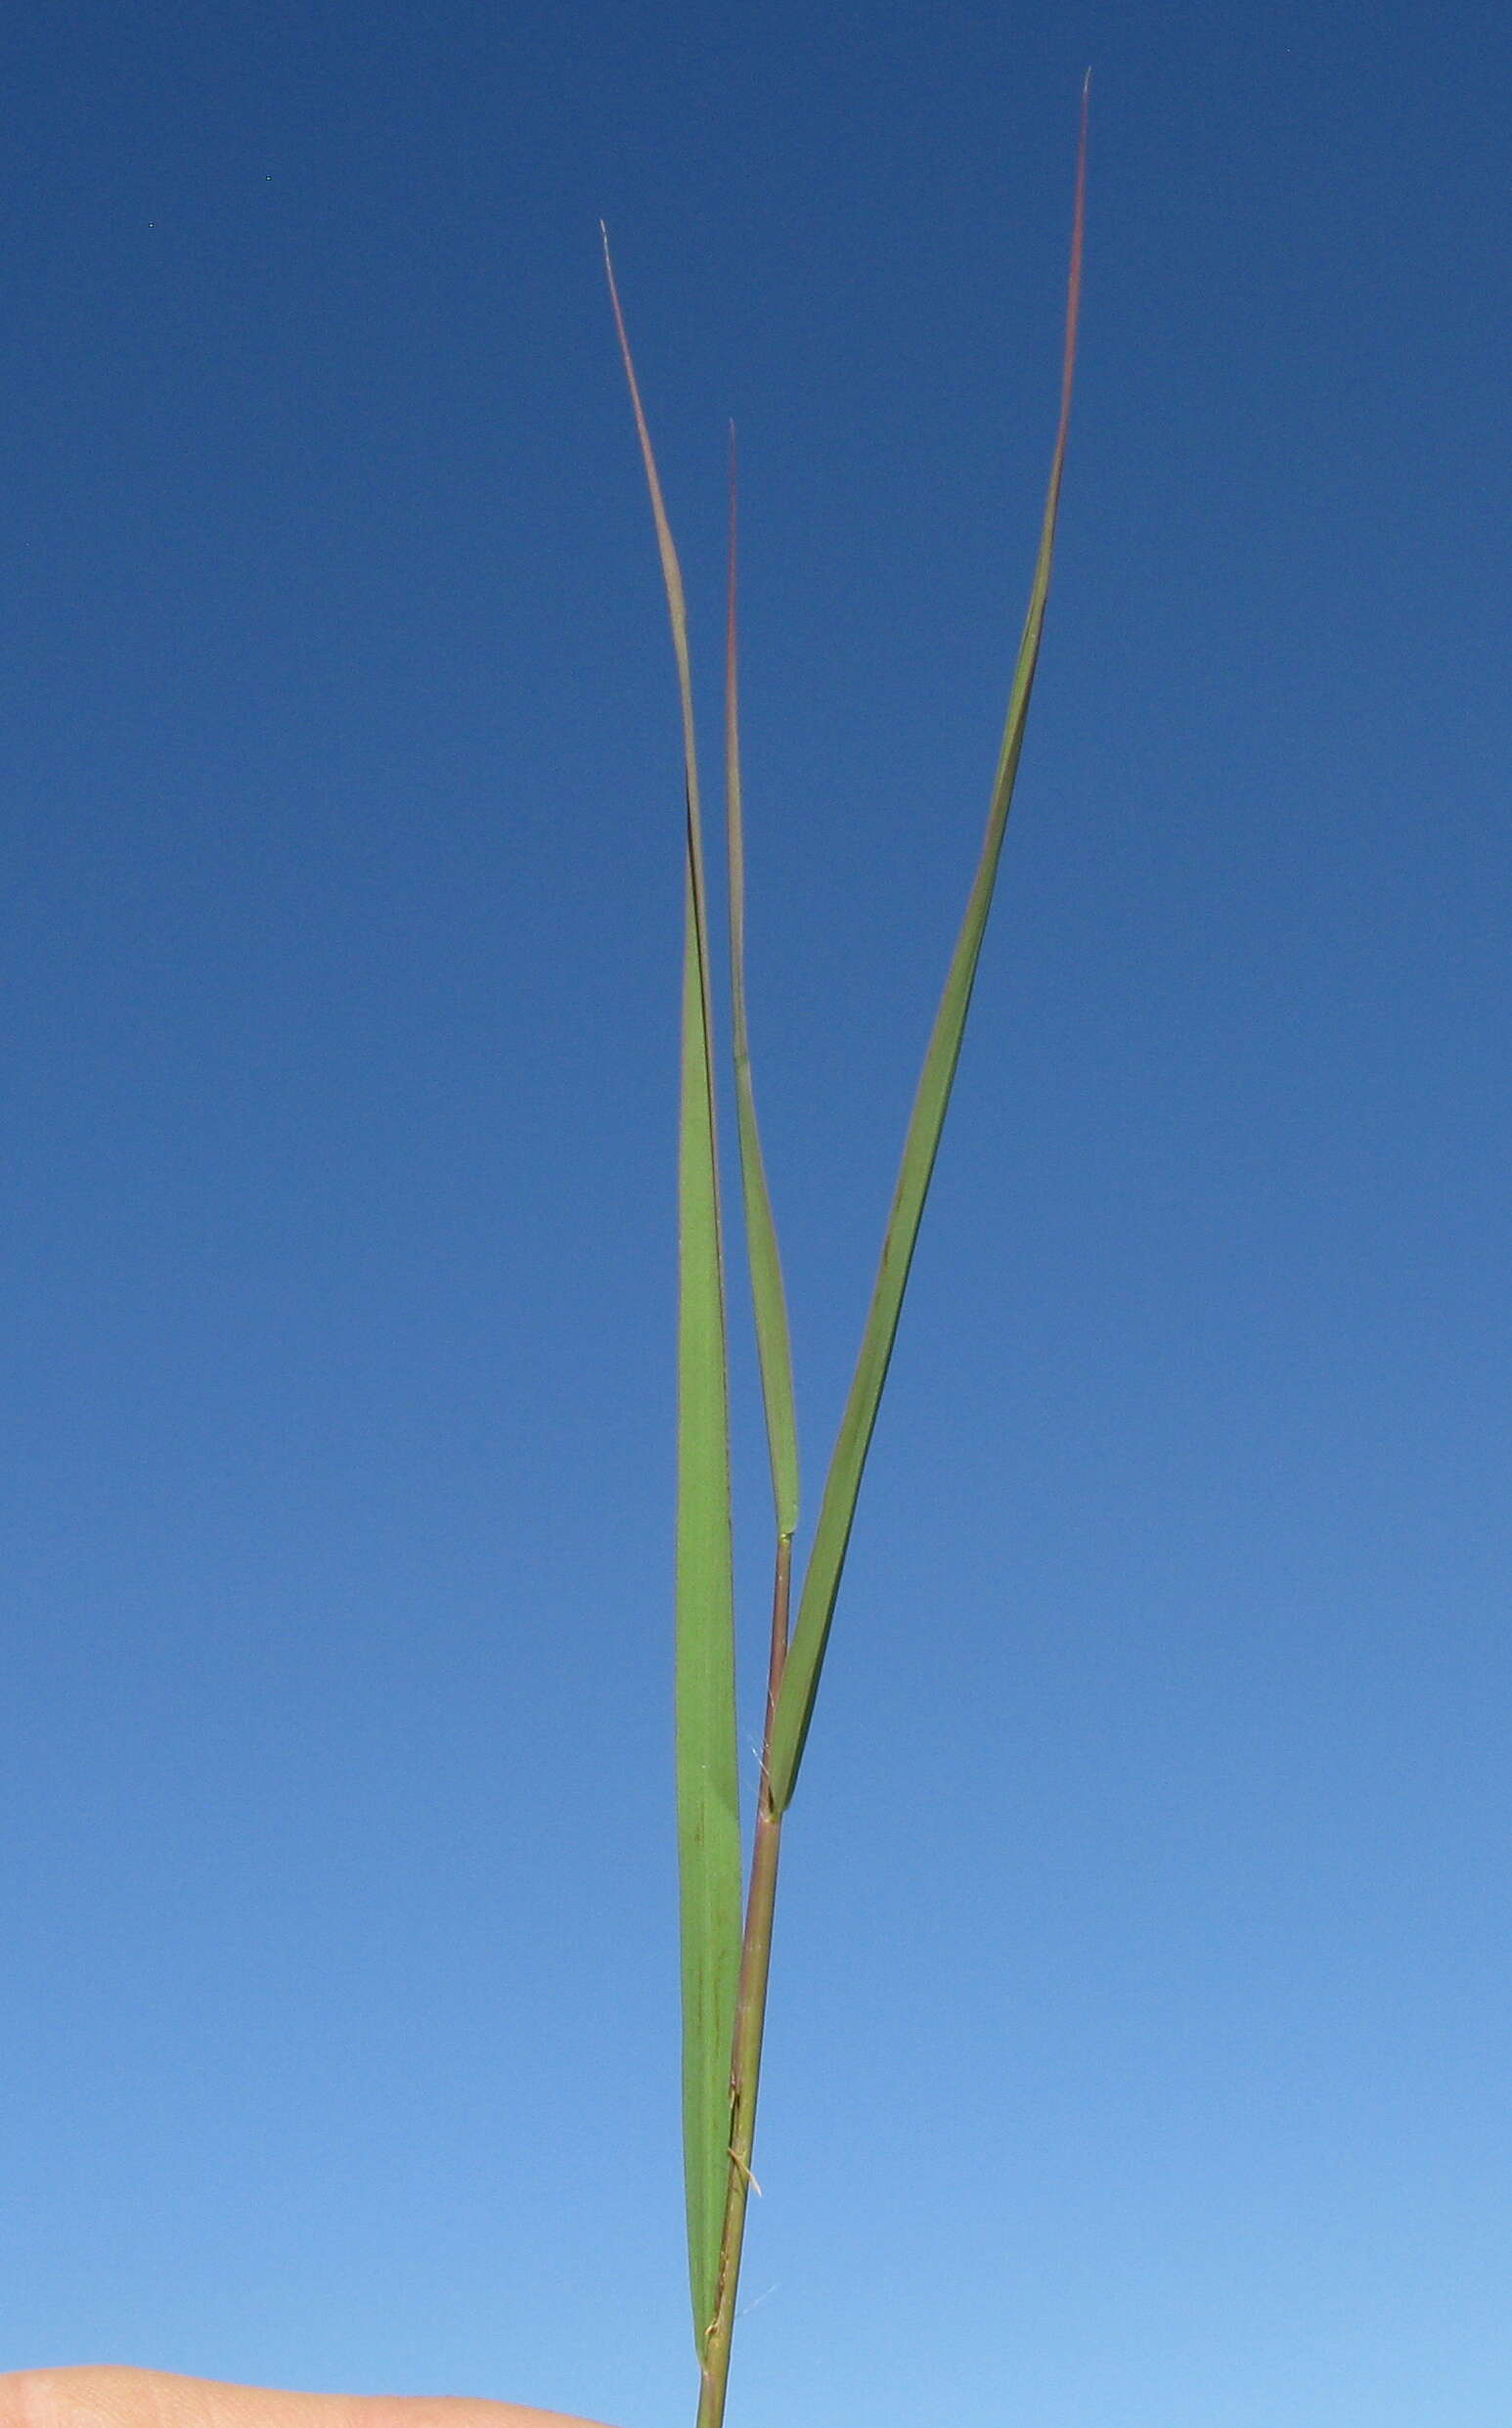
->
<box><xmin>696</xmin><ymin>1531</ymin><xmax>792</xmax><ymax>2428</ymax></box>
<box><xmin>605</xmin><ymin>80</ymin><xmax>1087</xmax><ymax>2416</ymax></box>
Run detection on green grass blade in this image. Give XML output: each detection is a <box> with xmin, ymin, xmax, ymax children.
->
<box><xmin>602</xmin><ymin>227</ymin><xmax>744</xmax><ymax>2349</ymax></box>
<box><xmin>726</xmin><ymin>427</ymin><xmax>801</xmax><ymax>1544</ymax></box>
<box><xmin>765</xmin><ymin>89</ymin><xmax>1089</xmax><ymax>1816</ymax></box>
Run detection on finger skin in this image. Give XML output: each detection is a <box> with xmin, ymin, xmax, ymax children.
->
<box><xmin>0</xmin><ymin>2371</ymin><xmax>615</xmax><ymax>2428</ymax></box>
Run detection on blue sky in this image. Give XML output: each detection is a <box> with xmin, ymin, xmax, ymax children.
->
<box><xmin>5</xmin><ymin>4</ymin><xmax>1509</xmax><ymax>2424</ymax></box>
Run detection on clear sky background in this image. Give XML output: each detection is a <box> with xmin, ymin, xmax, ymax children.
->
<box><xmin>5</xmin><ymin>6</ymin><xmax>1509</xmax><ymax>2426</ymax></box>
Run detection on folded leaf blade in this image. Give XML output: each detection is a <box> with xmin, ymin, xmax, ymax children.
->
<box><xmin>726</xmin><ymin>428</ymin><xmax>801</xmax><ymax>1547</ymax></box>
<box><xmin>602</xmin><ymin>230</ymin><xmax>743</xmax><ymax>2350</ymax></box>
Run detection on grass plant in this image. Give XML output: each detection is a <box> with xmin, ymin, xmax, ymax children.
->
<box><xmin>602</xmin><ymin>83</ymin><xmax>1087</xmax><ymax>2426</ymax></box>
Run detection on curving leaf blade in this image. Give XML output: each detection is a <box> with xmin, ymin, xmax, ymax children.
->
<box><xmin>765</xmin><ymin>86</ymin><xmax>1089</xmax><ymax>1815</ymax></box>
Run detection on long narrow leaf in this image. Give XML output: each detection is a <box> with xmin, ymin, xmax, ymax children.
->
<box><xmin>765</xmin><ymin>88</ymin><xmax>1089</xmax><ymax>1815</ymax></box>
<box><xmin>602</xmin><ymin>228</ymin><xmax>743</xmax><ymax>2348</ymax></box>
<box><xmin>726</xmin><ymin>427</ymin><xmax>801</xmax><ymax>1545</ymax></box>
